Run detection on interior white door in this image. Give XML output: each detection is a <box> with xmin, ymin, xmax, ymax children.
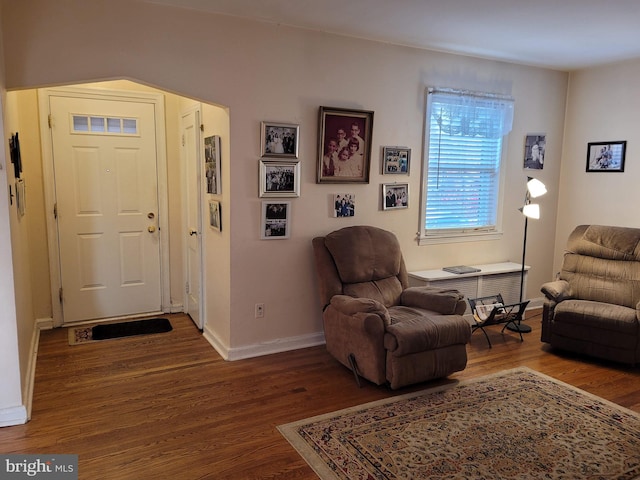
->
<box><xmin>50</xmin><ymin>95</ymin><xmax>162</xmax><ymax>322</ymax></box>
<box><xmin>182</xmin><ymin>107</ymin><xmax>203</xmax><ymax>329</ymax></box>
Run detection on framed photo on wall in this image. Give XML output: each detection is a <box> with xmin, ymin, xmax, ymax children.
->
<box><xmin>209</xmin><ymin>200</ymin><xmax>221</xmax><ymax>232</ymax></box>
<box><xmin>333</xmin><ymin>193</ymin><xmax>355</xmax><ymax>218</ymax></box>
<box><xmin>259</xmin><ymin>160</ymin><xmax>300</xmax><ymax>197</ymax></box>
<box><xmin>204</xmin><ymin>135</ymin><xmax>221</xmax><ymax>194</ymax></box>
<box><xmin>317</xmin><ymin>106</ymin><xmax>374</xmax><ymax>184</ymax></box>
<box><xmin>523</xmin><ymin>134</ymin><xmax>545</xmax><ymax>170</ymax></box>
<box><xmin>382</xmin><ymin>183</ymin><xmax>409</xmax><ymax>210</ymax></box>
<box><xmin>260</xmin><ymin>122</ymin><xmax>299</xmax><ymax>158</ymax></box>
<box><xmin>586</xmin><ymin>141</ymin><xmax>626</xmax><ymax>172</ymax></box>
<box><xmin>382</xmin><ymin>146</ymin><xmax>411</xmax><ymax>174</ymax></box>
<box><xmin>261</xmin><ymin>201</ymin><xmax>291</xmax><ymax>239</ymax></box>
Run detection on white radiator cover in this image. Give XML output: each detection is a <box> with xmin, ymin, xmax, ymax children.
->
<box><xmin>408</xmin><ymin>262</ymin><xmax>528</xmax><ymax>313</ymax></box>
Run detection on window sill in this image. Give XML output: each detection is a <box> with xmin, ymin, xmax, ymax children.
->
<box><xmin>418</xmin><ymin>231</ymin><xmax>503</xmax><ymax>245</ymax></box>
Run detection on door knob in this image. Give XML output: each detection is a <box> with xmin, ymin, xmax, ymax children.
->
<box><xmin>148</xmin><ymin>225</ymin><xmax>157</xmax><ymax>233</ymax></box>
<box><xmin>189</xmin><ymin>229</ymin><xmax>198</xmax><ymax>236</ymax></box>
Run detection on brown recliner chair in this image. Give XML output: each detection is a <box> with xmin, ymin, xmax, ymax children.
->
<box><xmin>312</xmin><ymin>225</ymin><xmax>471</xmax><ymax>389</ymax></box>
<box><xmin>541</xmin><ymin>224</ymin><xmax>640</xmax><ymax>364</ymax></box>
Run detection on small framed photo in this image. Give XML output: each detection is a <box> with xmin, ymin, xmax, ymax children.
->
<box><xmin>333</xmin><ymin>193</ymin><xmax>355</xmax><ymax>218</ymax></box>
<box><xmin>259</xmin><ymin>160</ymin><xmax>300</xmax><ymax>197</ymax></box>
<box><xmin>382</xmin><ymin>183</ymin><xmax>409</xmax><ymax>210</ymax></box>
<box><xmin>382</xmin><ymin>146</ymin><xmax>411</xmax><ymax>174</ymax></box>
<box><xmin>317</xmin><ymin>106</ymin><xmax>374</xmax><ymax>184</ymax></box>
<box><xmin>524</xmin><ymin>134</ymin><xmax>546</xmax><ymax>170</ymax></box>
<box><xmin>261</xmin><ymin>201</ymin><xmax>291</xmax><ymax>239</ymax></box>
<box><xmin>209</xmin><ymin>200</ymin><xmax>221</xmax><ymax>232</ymax></box>
<box><xmin>586</xmin><ymin>141</ymin><xmax>626</xmax><ymax>172</ymax></box>
<box><xmin>204</xmin><ymin>135</ymin><xmax>221</xmax><ymax>194</ymax></box>
<box><xmin>260</xmin><ymin>122</ymin><xmax>299</xmax><ymax>158</ymax></box>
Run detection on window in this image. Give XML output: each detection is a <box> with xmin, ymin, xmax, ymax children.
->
<box><xmin>71</xmin><ymin>115</ymin><xmax>138</xmax><ymax>135</ymax></box>
<box><xmin>420</xmin><ymin>87</ymin><xmax>514</xmax><ymax>243</ymax></box>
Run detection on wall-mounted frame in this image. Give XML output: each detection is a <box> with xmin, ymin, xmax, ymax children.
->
<box><xmin>333</xmin><ymin>193</ymin><xmax>355</xmax><ymax>218</ymax></box>
<box><xmin>586</xmin><ymin>141</ymin><xmax>626</xmax><ymax>172</ymax></box>
<box><xmin>317</xmin><ymin>106</ymin><xmax>374</xmax><ymax>183</ymax></box>
<box><xmin>382</xmin><ymin>183</ymin><xmax>409</xmax><ymax>210</ymax></box>
<box><xmin>259</xmin><ymin>160</ymin><xmax>300</xmax><ymax>198</ymax></box>
<box><xmin>261</xmin><ymin>201</ymin><xmax>291</xmax><ymax>239</ymax></box>
<box><xmin>260</xmin><ymin>122</ymin><xmax>299</xmax><ymax>158</ymax></box>
<box><xmin>209</xmin><ymin>200</ymin><xmax>221</xmax><ymax>232</ymax></box>
<box><xmin>382</xmin><ymin>146</ymin><xmax>410</xmax><ymax>174</ymax></box>
<box><xmin>524</xmin><ymin>134</ymin><xmax>546</xmax><ymax>170</ymax></box>
<box><xmin>204</xmin><ymin>135</ymin><xmax>221</xmax><ymax>194</ymax></box>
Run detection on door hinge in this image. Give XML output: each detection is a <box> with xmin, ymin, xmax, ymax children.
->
<box><xmin>185</xmin><ymin>281</ymin><xmax>189</xmax><ymax>294</ymax></box>
<box><xmin>59</xmin><ymin>287</ymin><xmax>63</xmax><ymax>303</ymax></box>
<box><xmin>53</xmin><ymin>203</ymin><xmax>58</xmax><ymax>219</ymax></box>
<box><xmin>48</xmin><ymin>114</ymin><xmax>53</xmax><ymax>128</ymax></box>
<box><xmin>182</xmin><ymin>134</ymin><xmax>185</xmax><ymax>147</ymax></box>
<box><xmin>200</xmin><ymin>124</ymin><xmax>204</xmax><ymax>132</ymax></box>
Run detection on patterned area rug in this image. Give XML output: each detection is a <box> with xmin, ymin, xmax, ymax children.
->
<box><xmin>278</xmin><ymin>367</ymin><xmax>640</xmax><ymax>479</ymax></box>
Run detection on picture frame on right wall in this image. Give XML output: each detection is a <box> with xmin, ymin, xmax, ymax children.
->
<box><xmin>586</xmin><ymin>141</ymin><xmax>626</xmax><ymax>172</ymax></box>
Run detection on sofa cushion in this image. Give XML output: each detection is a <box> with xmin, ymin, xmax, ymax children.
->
<box><xmin>384</xmin><ymin>307</ymin><xmax>471</xmax><ymax>356</ymax></box>
<box><xmin>552</xmin><ymin>299</ymin><xmax>638</xmax><ymax>350</ymax></box>
<box><xmin>343</xmin><ymin>276</ymin><xmax>403</xmax><ymax>307</ymax></box>
<box><xmin>324</xmin><ymin>226</ymin><xmax>402</xmax><ymax>284</ymax></box>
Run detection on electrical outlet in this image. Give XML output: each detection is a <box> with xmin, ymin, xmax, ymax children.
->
<box><xmin>255</xmin><ymin>303</ymin><xmax>265</xmax><ymax>318</ymax></box>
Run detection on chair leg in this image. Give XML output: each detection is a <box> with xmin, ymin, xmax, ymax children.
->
<box><xmin>348</xmin><ymin>353</ymin><xmax>362</xmax><ymax>388</ymax></box>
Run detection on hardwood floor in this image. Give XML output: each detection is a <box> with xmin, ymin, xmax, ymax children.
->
<box><xmin>1</xmin><ymin>311</ymin><xmax>638</xmax><ymax>479</ymax></box>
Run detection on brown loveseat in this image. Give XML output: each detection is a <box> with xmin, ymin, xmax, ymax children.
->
<box><xmin>312</xmin><ymin>226</ymin><xmax>471</xmax><ymax>389</ymax></box>
<box><xmin>541</xmin><ymin>224</ymin><xmax>640</xmax><ymax>364</ymax></box>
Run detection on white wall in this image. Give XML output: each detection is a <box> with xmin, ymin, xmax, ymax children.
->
<box><xmin>1</xmin><ymin>0</ymin><xmax>567</xmax><ymax>359</ymax></box>
<box><xmin>554</xmin><ymin>59</ymin><xmax>640</xmax><ymax>271</ymax></box>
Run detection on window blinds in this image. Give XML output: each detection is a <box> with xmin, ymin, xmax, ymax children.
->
<box><xmin>424</xmin><ymin>88</ymin><xmax>514</xmax><ymax>234</ymax></box>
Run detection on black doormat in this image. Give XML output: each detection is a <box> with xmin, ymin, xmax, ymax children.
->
<box><xmin>91</xmin><ymin>318</ymin><xmax>172</xmax><ymax>341</ymax></box>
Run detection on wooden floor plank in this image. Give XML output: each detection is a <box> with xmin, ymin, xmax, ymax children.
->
<box><xmin>0</xmin><ymin>311</ymin><xmax>638</xmax><ymax>479</ymax></box>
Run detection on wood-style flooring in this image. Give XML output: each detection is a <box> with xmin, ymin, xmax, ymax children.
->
<box><xmin>0</xmin><ymin>311</ymin><xmax>638</xmax><ymax>479</ymax></box>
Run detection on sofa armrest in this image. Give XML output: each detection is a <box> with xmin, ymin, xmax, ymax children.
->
<box><xmin>400</xmin><ymin>286</ymin><xmax>465</xmax><ymax>315</ymax></box>
<box><xmin>330</xmin><ymin>295</ymin><xmax>391</xmax><ymax>326</ymax></box>
<box><xmin>541</xmin><ymin>280</ymin><xmax>572</xmax><ymax>302</ymax></box>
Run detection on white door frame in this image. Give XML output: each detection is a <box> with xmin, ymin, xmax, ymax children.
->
<box><xmin>38</xmin><ymin>86</ymin><xmax>171</xmax><ymax>326</ymax></box>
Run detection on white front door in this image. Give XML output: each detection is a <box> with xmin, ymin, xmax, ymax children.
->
<box><xmin>182</xmin><ymin>106</ymin><xmax>203</xmax><ymax>329</ymax></box>
<box><xmin>49</xmin><ymin>95</ymin><xmax>162</xmax><ymax>322</ymax></box>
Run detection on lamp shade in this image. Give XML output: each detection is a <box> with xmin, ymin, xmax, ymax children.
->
<box><xmin>526</xmin><ymin>178</ymin><xmax>547</xmax><ymax>198</ymax></box>
<box><xmin>520</xmin><ymin>203</ymin><xmax>540</xmax><ymax>219</ymax></box>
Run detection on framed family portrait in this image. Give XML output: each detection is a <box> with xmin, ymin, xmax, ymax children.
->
<box><xmin>261</xmin><ymin>201</ymin><xmax>291</xmax><ymax>239</ymax></box>
<box><xmin>333</xmin><ymin>193</ymin><xmax>355</xmax><ymax>218</ymax></box>
<box><xmin>382</xmin><ymin>146</ymin><xmax>411</xmax><ymax>174</ymax></box>
<box><xmin>259</xmin><ymin>160</ymin><xmax>300</xmax><ymax>197</ymax></box>
<box><xmin>209</xmin><ymin>200</ymin><xmax>221</xmax><ymax>232</ymax></box>
<box><xmin>317</xmin><ymin>106</ymin><xmax>374</xmax><ymax>184</ymax></box>
<box><xmin>586</xmin><ymin>141</ymin><xmax>626</xmax><ymax>172</ymax></box>
<box><xmin>204</xmin><ymin>135</ymin><xmax>221</xmax><ymax>195</ymax></box>
<box><xmin>260</xmin><ymin>122</ymin><xmax>299</xmax><ymax>158</ymax></box>
<box><xmin>382</xmin><ymin>183</ymin><xmax>409</xmax><ymax>210</ymax></box>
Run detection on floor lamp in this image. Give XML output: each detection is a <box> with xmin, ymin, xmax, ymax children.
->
<box><xmin>506</xmin><ymin>177</ymin><xmax>547</xmax><ymax>333</ymax></box>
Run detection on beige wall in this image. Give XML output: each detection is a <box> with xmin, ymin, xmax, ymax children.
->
<box><xmin>555</xmin><ymin>59</ymin><xmax>640</xmax><ymax>271</ymax></box>
<box><xmin>1</xmin><ymin>0</ymin><xmax>568</xmax><ymax>359</ymax></box>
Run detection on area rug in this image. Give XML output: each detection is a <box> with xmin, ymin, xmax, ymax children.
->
<box><xmin>68</xmin><ymin>318</ymin><xmax>172</xmax><ymax>345</ymax></box>
<box><xmin>278</xmin><ymin>367</ymin><xmax>640</xmax><ymax>479</ymax></box>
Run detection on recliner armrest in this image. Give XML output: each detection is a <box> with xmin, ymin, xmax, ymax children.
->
<box><xmin>541</xmin><ymin>280</ymin><xmax>572</xmax><ymax>302</ymax></box>
<box><xmin>400</xmin><ymin>286</ymin><xmax>465</xmax><ymax>315</ymax></box>
<box><xmin>330</xmin><ymin>295</ymin><xmax>391</xmax><ymax>326</ymax></box>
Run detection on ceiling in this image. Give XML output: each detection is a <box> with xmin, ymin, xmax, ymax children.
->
<box><xmin>143</xmin><ymin>0</ymin><xmax>640</xmax><ymax>71</ymax></box>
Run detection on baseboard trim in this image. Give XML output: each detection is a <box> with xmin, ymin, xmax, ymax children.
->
<box><xmin>0</xmin><ymin>405</ymin><xmax>28</xmax><ymax>427</ymax></box>
<box><xmin>202</xmin><ymin>325</ymin><xmax>326</xmax><ymax>361</ymax></box>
